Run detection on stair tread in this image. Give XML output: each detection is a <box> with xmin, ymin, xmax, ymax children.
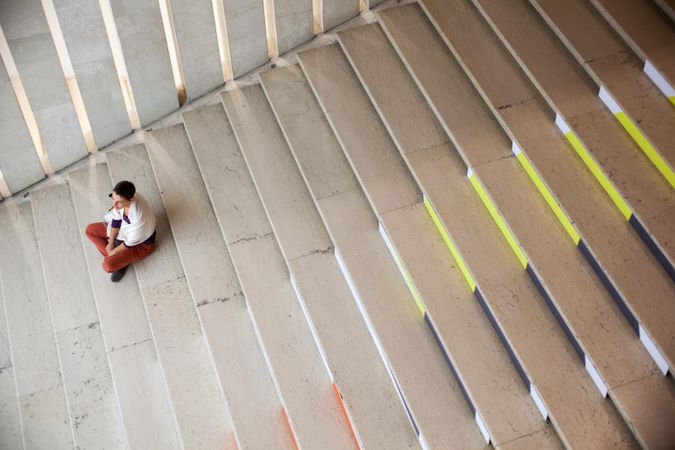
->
<box><xmin>338</xmin><ymin>18</ymin><xmax>670</xmax><ymax>442</ymax></box>
<box><xmin>222</xmin><ymin>81</ymin><xmax>421</xmax><ymax>448</ymax></box>
<box><xmin>590</xmin><ymin>0</ymin><xmax>675</xmax><ymax>86</ymax></box>
<box><xmin>464</xmin><ymin>0</ymin><xmax>675</xmax><ymax>269</ymax></box>
<box><xmin>69</xmin><ymin>164</ymin><xmax>183</xmax><ymax>449</ymax></box>
<box><xmin>0</xmin><ymin>201</ymin><xmax>73</xmax><ymax>448</ymax></box>
<box><xmin>0</xmin><ymin>283</ymin><xmax>24</xmax><ymax>449</ymax></box>
<box><xmin>378</xmin><ymin>5</ymin><xmax>639</xmax><ymax>448</ymax></box>
<box><xmin>186</xmin><ymin>101</ymin><xmax>356</xmax><ymax>450</ymax></box>
<box><xmin>528</xmin><ymin>0</ymin><xmax>675</xmax><ymax>174</ymax></box>
<box><xmin>383</xmin><ymin>202</ymin><xmax>552</xmax><ymax>446</ymax></box>
<box><xmin>31</xmin><ymin>183</ymin><xmax>127</xmax><ymax>449</ymax></box>
<box><xmin>151</xmin><ymin>117</ymin><xmax>295</xmax><ymax>450</ymax></box>
<box><xmin>416</xmin><ymin>0</ymin><xmax>675</xmax><ymax>372</ymax></box>
<box><xmin>106</xmin><ymin>146</ymin><xmax>235</xmax><ymax>450</ymax></box>
<box><xmin>336</xmin><ymin>24</ymin><xmax>557</xmax><ymax>445</ymax></box>
<box><xmin>294</xmin><ymin>51</ymin><xmax>489</xmax><ymax>448</ymax></box>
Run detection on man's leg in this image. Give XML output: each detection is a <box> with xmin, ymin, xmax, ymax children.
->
<box><xmin>102</xmin><ymin>243</ymin><xmax>156</xmax><ymax>273</ymax></box>
<box><xmin>86</xmin><ymin>222</ymin><xmax>110</xmax><ymax>257</ymax></box>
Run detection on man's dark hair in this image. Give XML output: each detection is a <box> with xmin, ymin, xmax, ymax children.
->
<box><xmin>112</xmin><ymin>180</ymin><xmax>136</xmax><ymax>200</ymax></box>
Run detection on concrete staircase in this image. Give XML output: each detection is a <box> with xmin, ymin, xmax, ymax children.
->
<box><xmin>0</xmin><ymin>1</ymin><xmax>673</xmax><ymax>449</ymax></box>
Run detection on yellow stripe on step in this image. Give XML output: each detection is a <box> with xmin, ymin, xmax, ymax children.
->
<box><xmin>513</xmin><ymin>145</ymin><xmax>581</xmax><ymax>245</ymax></box>
<box><xmin>614</xmin><ymin>112</ymin><xmax>675</xmax><ymax>189</ymax></box>
<box><xmin>468</xmin><ymin>170</ymin><xmax>528</xmax><ymax>269</ymax></box>
<box><xmin>561</xmin><ymin>129</ymin><xmax>633</xmax><ymax>220</ymax></box>
<box><xmin>424</xmin><ymin>195</ymin><xmax>476</xmax><ymax>292</ymax></box>
<box><xmin>379</xmin><ymin>223</ymin><xmax>426</xmax><ymax>316</ymax></box>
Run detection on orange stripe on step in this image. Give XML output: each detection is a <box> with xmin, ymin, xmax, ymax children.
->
<box><xmin>281</xmin><ymin>407</ymin><xmax>300</xmax><ymax>450</ymax></box>
<box><xmin>333</xmin><ymin>383</ymin><xmax>361</xmax><ymax>448</ymax></box>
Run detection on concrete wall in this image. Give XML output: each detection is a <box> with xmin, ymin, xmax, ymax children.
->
<box><xmin>0</xmin><ymin>0</ymin><xmax>87</xmax><ymax>172</ymax></box>
<box><xmin>0</xmin><ymin>60</ymin><xmax>44</xmax><ymax>193</ymax></box>
<box><xmin>110</xmin><ymin>0</ymin><xmax>178</xmax><ymax>126</ymax></box>
<box><xmin>53</xmin><ymin>0</ymin><xmax>131</xmax><ymax>148</ymax></box>
<box><xmin>274</xmin><ymin>0</ymin><xmax>313</xmax><ymax>54</ymax></box>
<box><xmin>0</xmin><ymin>0</ymin><xmax>366</xmax><ymax>194</ymax></box>
<box><xmin>169</xmin><ymin>0</ymin><xmax>223</xmax><ymax>99</ymax></box>
<box><xmin>223</xmin><ymin>0</ymin><xmax>268</xmax><ymax>77</ymax></box>
<box><xmin>323</xmin><ymin>0</ymin><xmax>360</xmax><ymax>31</ymax></box>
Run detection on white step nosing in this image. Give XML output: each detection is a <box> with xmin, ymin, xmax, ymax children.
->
<box><xmin>554</xmin><ymin>114</ymin><xmax>571</xmax><ymax>134</ymax></box>
<box><xmin>643</xmin><ymin>60</ymin><xmax>675</xmax><ymax>99</ymax></box>
<box><xmin>584</xmin><ymin>355</ymin><xmax>608</xmax><ymax>398</ymax></box>
<box><xmin>598</xmin><ymin>86</ymin><xmax>622</xmax><ymax>115</ymax></box>
<box><xmin>639</xmin><ymin>325</ymin><xmax>670</xmax><ymax>375</ymax></box>
<box><xmin>333</xmin><ymin>246</ymin><xmax>415</xmax><ymax>428</ymax></box>
<box><xmin>529</xmin><ymin>383</ymin><xmax>548</xmax><ymax>420</ymax></box>
<box><xmin>289</xmin><ymin>272</ymin><xmax>334</xmax><ymax>382</ymax></box>
<box><xmin>475</xmin><ymin>411</ymin><xmax>490</xmax><ymax>444</ymax></box>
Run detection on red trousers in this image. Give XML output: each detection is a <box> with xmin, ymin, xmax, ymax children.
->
<box><xmin>86</xmin><ymin>222</ymin><xmax>156</xmax><ymax>273</ymax></box>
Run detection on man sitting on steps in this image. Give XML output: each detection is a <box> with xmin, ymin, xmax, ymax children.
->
<box><xmin>85</xmin><ymin>180</ymin><xmax>157</xmax><ymax>282</ymax></box>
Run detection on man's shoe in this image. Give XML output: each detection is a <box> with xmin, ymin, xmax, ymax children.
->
<box><xmin>111</xmin><ymin>266</ymin><xmax>128</xmax><ymax>282</ymax></box>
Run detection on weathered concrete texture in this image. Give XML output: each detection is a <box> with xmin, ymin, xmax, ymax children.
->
<box><xmin>223</xmin><ymin>85</ymin><xmax>331</xmax><ymax>261</ymax></box>
<box><xmin>52</xmin><ymin>0</ymin><xmax>131</xmax><ymax>148</ymax></box>
<box><xmin>0</xmin><ymin>0</ymin><xmax>87</xmax><ymax>171</ymax></box>
<box><xmin>222</xmin><ymin>0</ymin><xmax>268</xmax><ymax>77</ymax></box>
<box><xmin>169</xmin><ymin>0</ymin><xmax>223</xmax><ymax>99</ymax></box>
<box><xmin>323</xmin><ymin>0</ymin><xmax>359</xmax><ymax>31</ymax></box>
<box><xmin>245</xmin><ymin>71</ymin><xmax>423</xmax><ymax>448</ymax></box>
<box><xmin>68</xmin><ymin>163</ymin><xmax>183</xmax><ymax>450</ymax></box>
<box><xmin>297</xmin><ymin>50</ymin><xmax>486</xmax><ymax>448</ymax></box>
<box><xmin>0</xmin><ymin>201</ymin><xmax>72</xmax><ymax>449</ymax></box>
<box><xmin>0</xmin><ymin>285</ymin><xmax>23</xmax><ymax>450</ymax></box>
<box><xmin>274</xmin><ymin>0</ymin><xmax>313</xmax><ymax>54</ymax></box>
<box><xmin>110</xmin><ymin>0</ymin><xmax>178</xmax><ymax>126</ymax></box>
<box><xmin>148</xmin><ymin>120</ymin><xmax>293</xmax><ymax>449</ymax></box>
<box><xmin>31</xmin><ymin>183</ymin><xmax>127</xmax><ymax>449</ymax></box>
<box><xmin>107</xmin><ymin>145</ymin><xmax>236</xmax><ymax>450</ymax></box>
<box><xmin>192</xmin><ymin>99</ymin><xmax>355</xmax><ymax>449</ymax></box>
<box><xmin>0</xmin><ymin>59</ymin><xmax>44</xmax><ymax>194</ymax></box>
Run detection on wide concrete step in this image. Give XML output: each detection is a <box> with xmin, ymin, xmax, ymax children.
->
<box><xmin>416</xmin><ymin>0</ymin><xmax>675</xmax><ymax>380</ymax></box>
<box><xmin>0</xmin><ymin>200</ymin><xmax>73</xmax><ymax>449</ymax></box>
<box><xmin>31</xmin><ymin>183</ymin><xmax>127</xmax><ymax>449</ymax></box>
<box><xmin>377</xmin><ymin>4</ymin><xmax>642</xmax><ymax>449</ymax></box>
<box><xmin>146</xmin><ymin>120</ymin><xmax>294</xmax><ymax>450</ymax></box>
<box><xmin>294</xmin><ymin>49</ymin><xmax>488</xmax><ymax>449</ymax></box>
<box><xmin>440</xmin><ymin>0</ymin><xmax>675</xmax><ymax>280</ymax></box>
<box><xmin>0</xmin><ymin>284</ymin><xmax>22</xmax><ymax>449</ymax></box>
<box><xmin>374</xmin><ymin>4</ymin><xmax>675</xmax><ymax>448</ymax></box>
<box><xmin>183</xmin><ymin>100</ymin><xmax>356</xmax><ymax>450</ymax></box>
<box><xmin>68</xmin><ymin>163</ymin><xmax>183</xmax><ymax>450</ymax></box>
<box><xmin>523</xmin><ymin>0</ymin><xmax>675</xmax><ymax>188</ymax></box>
<box><xmin>317</xmin><ymin>27</ymin><xmax>557</xmax><ymax>448</ymax></box>
<box><xmin>588</xmin><ymin>0</ymin><xmax>675</xmax><ymax>99</ymax></box>
<box><xmin>106</xmin><ymin>145</ymin><xmax>236</xmax><ymax>450</ymax></box>
<box><xmin>219</xmin><ymin>82</ymin><xmax>420</xmax><ymax>448</ymax></box>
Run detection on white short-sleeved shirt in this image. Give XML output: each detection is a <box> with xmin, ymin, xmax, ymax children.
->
<box><xmin>106</xmin><ymin>193</ymin><xmax>157</xmax><ymax>246</ymax></box>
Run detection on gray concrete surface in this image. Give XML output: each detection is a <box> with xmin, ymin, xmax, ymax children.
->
<box><xmin>323</xmin><ymin>0</ymin><xmax>360</xmax><ymax>31</ymax></box>
<box><xmin>110</xmin><ymin>0</ymin><xmax>178</xmax><ymax>126</ymax></box>
<box><xmin>53</xmin><ymin>0</ymin><xmax>131</xmax><ymax>148</ymax></box>
<box><xmin>0</xmin><ymin>59</ymin><xmax>44</xmax><ymax>193</ymax></box>
<box><xmin>223</xmin><ymin>0</ymin><xmax>268</xmax><ymax>77</ymax></box>
<box><xmin>274</xmin><ymin>0</ymin><xmax>313</xmax><ymax>54</ymax></box>
<box><xmin>169</xmin><ymin>0</ymin><xmax>223</xmax><ymax>99</ymax></box>
<box><xmin>0</xmin><ymin>0</ymin><xmax>87</xmax><ymax>172</ymax></box>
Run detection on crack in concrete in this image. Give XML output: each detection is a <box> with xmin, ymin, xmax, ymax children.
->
<box><xmin>196</xmin><ymin>290</ymin><xmax>244</xmax><ymax>307</ymax></box>
<box><xmin>109</xmin><ymin>337</ymin><xmax>153</xmax><ymax>353</ymax></box>
<box><xmin>229</xmin><ymin>232</ymin><xmax>273</xmax><ymax>246</ymax></box>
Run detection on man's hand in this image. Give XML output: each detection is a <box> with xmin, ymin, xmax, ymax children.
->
<box><xmin>108</xmin><ymin>243</ymin><xmax>126</xmax><ymax>256</ymax></box>
<box><xmin>105</xmin><ymin>241</ymin><xmax>115</xmax><ymax>255</ymax></box>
